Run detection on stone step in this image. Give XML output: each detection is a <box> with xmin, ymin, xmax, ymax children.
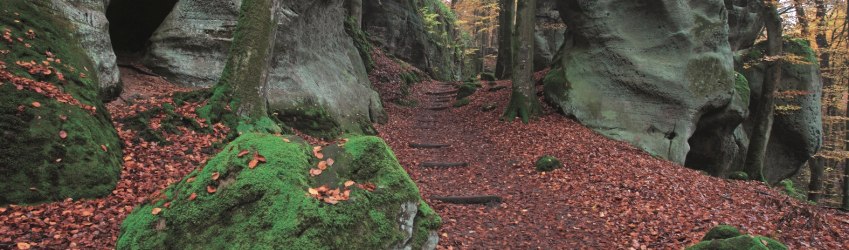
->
<box><xmin>420</xmin><ymin>162</ymin><xmax>469</xmax><ymax>168</ymax></box>
<box><xmin>430</xmin><ymin>195</ymin><xmax>503</xmax><ymax>205</ymax></box>
<box><xmin>409</xmin><ymin>143</ymin><xmax>450</xmax><ymax>149</ymax></box>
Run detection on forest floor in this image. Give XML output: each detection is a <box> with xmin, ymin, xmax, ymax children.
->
<box><xmin>2</xmin><ymin>65</ymin><xmax>849</xmax><ymax>249</ymax></box>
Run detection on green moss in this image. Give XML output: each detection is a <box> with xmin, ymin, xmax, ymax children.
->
<box><xmin>779</xmin><ymin>179</ymin><xmax>806</xmax><ymax>201</ymax></box>
<box><xmin>542</xmin><ymin>66</ymin><xmax>570</xmax><ymax>109</ymax></box>
<box><xmin>345</xmin><ymin>16</ymin><xmax>374</xmax><ymax>72</ymax></box>
<box><xmin>734</xmin><ymin>72</ymin><xmax>750</xmax><ymax>106</ymax></box>
<box><xmin>273</xmin><ymin>103</ymin><xmax>342</xmax><ymax>140</ymax></box>
<box><xmin>686</xmin><ymin>235</ymin><xmax>788</xmax><ymax>250</ymax></box>
<box><xmin>729</xmin><ymin>171</ymin><xmax>749</xmax><ymax>180</ymax></box>
<box><xmin>117</xmin><ymin>134</ymin><xmax>438</xmax><ymax>249</ymax></box>
<box><xmin>171</xmin><ymin>89</ymin><xmax>212</xmax><ymax>106</ymax></box>
<box><xmin>535</xmin><ymin>155</ymin><xmax>563</xmax><ymax>172</ymax></box>
<box><xmin>119</xmin><ymin>103</ymin><xmax>211</xmax><ymax>145</ymax></box>
<box><xmin>456</xmin><ymin>80</ymin><xmax>480</xmax><ymax>99</ymax></box>
<box><xmin>480</xmin><ymin>72</ymin><xmax>496</xmax><ymax>81</ymax></box>
<box><xmin>0</xmin><ymin>0</ymin><xmax>122</xmax><ymax>205</ymax></box>
<box><xmin>453</xmin><ymin>98</ymin><xmax>470</xmax><ymax>107</ymax></box>
<box><xmin>702</xmin><ymin>225</ymin><xmax>743</xmax><ymax>241</ymax></box>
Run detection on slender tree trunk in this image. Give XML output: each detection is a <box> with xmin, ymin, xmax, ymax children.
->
<box><xmin>495</xmin><ymin>0</ymin><xmax>514</xmax><ymax>79</ymax></box>
<box><xmin>202</xmin><ymin>0</ymin><xmax>281</xmax><ymax>133</ymax></box>
<box><xmin>794</xmin><ymin>0</ymin><xmax>811</xmax><ymax>38</ymax></box>
<box><xmin>808</xmin><ymin>156</ymin><xmax>825</xmax><ymax>202</ymax></box>
<box><xmin>502</xmin><ymin>0</ymin><xmax>540</xmax><ymax>123</ymax></box>
<box><xmin>844</xmin><ymin>80</ymin><xmax>849</xmax><ymax>210</ymax></box>
<box><xmin>744</xmin><ymin>2</ymin><xmax>783</xmax><ymax>183</ymax></box>
<box><xmin>346</xmin><ymin>0</ymin><xmax>363</xmax><ymax>28</ymax></box>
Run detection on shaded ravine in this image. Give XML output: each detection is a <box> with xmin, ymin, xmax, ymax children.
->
<box><xmin>375</xmin><ymin>80</ymin><xmax>849</xmax><ymax>249</ymax></box>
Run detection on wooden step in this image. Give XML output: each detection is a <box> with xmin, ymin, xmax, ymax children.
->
<box><xmin>425</xmin><ymin>106</ymin><xmax>450</xmax><ymax>111</ymax></box>
<box><xmin>430</xmin><ymin>195</ymin><xmax>503</xmax><ymax>204</ymax></box>
<box><xmin>409</xmin><ymin>143</ymin><xmax>450</xmax><ymax>149</ymax></box>
<box><xmin>425</xmin><ymin>90</ymin><xmax>458</xmax><ymax>96</ymax></box>
<box><xmin>421</xmin><ymin>162</ymin><xmax>469</xmax><ymax>168</ymax></box>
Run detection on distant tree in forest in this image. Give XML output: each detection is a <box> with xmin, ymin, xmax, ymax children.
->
<box><xmin>501</xmin><ymin>0</ymin><xmax>540</xmax><ymax>123</ymax></box>
<box><xmin>744</xmin><ymin>0</ymin><xmax>784</xmax><ymax>182</ymax></box>
<box><xmin>494</xmin><ymin>0</ymin><xmax>514</xmax><ymax>79</ymax></box>
<box><xmin>199</xmin><ymin>0</ymin><xmax>282</xmax><ymax>134</ymax></box>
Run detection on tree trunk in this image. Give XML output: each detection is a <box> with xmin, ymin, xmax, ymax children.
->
<box><xmin>744</xmin><ymin>2</ymin><xmax>783</xmax><ymax>183</ymax></box>
<box><xmin>346</xmin><ymin>0</ymin><xmax>363</xmax><ymax>28</ymax></box>
<box><xmin>794</xmin><ymin>0</ymin><xmax>810</xmax><ymax>38</ymax></box>
<box><xmin>495</xmin><ymin>0</ymin><xmax>514</xmax><ymax>80</ymax></box>
<box><xmin>808</xmin><ymin>156</ymin><xmax>824</xmax><ymax>202</ymax></box>
<box><xmin>502</xmin><ymin>0</ymin><xmax>540</xmax><ymax>123</ymax></box>
<box><xmin>203</xmin><ymin>0</ymin><xmax>281</xmax><ymax>133</ymax></box>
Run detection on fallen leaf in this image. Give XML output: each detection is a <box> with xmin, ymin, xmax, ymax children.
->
<box><xmin>237</xmin><ymin>150</ymin><xmax>249</xmax><ymax>158</ymax></box>
<box><xmin>318</xmin><ymin>161</ymin><xmax>328</xmax><ymax>170</ymax></box>
<box><xmin>323</xmin><ymin>197</ymin><xmax>339</xmax><ymax>205</ymax></box>
<box><xmin>308</xmin><ymin>188</ymin><xmax>319</xmax><ymax>196</ymax></box>
<box><xmin>248</xmin><ymin>159</ymin><xmax>259</xmax><ymax>169</ymax></box>
<box><xmin>310</xmin><ymin>168</ymin><xmax>322</xmax><ymax>176</ymax></box>
<box><xmin>327</xmin><ymin>158</ymin><xmax>335</xmax><ymax>166</ymax></box>
<box><xmin>188</xmin><ymin>193</ymin><xmax>197</xmax><ymax>201</ymax></box>
<box><xmin>211</xmin><ymin>172</ymin><xmax>220</xmax><ymax>181</ymax></box>
<box><xmin>151</xmin><ymin>208</ymin><xmax>162</xmax><ymax>215</ymax></box>
<box><xmin>256</xmin><ymin>154</ymin><xmax>267</xmax><ymax>163</ymax></box>
<box><xmin>283</xmin><ymin>138</ymin><xmax>291</xmax><ymax>143</ymax></box>
<box><xmin>31</xmin><ymin>101</ymin><xmax>40</xmax><ymax>107</ymax></box>
<box><xmin>16</xmin><ymin>242</ymin><xmax>31</xmax><ymax>250</ymax></box>
<box><xmin>206</xmin><ymin>185</ymin><xmax>217</xmax><ymax>194</ymax></box>
<box><xmin>101</xmin><ymin>145</ymin><xmax>108</xmax><ymax>152</ymax></box>
<box><xmin>344</xmin><ymin>180</ymin><xmax>355</xmax><ymax>187</ymax></box>
<box><xmin>59</xmin><ymin>130</ymin><xmax>67</xmax><ymax>139</ymax></box>
<box><xmin>185</xmin><ymin>177</ymin><xmax>196</xmax><ymax>183</ymax></box>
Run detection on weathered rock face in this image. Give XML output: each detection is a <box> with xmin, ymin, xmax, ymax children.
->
<box><xmin>117</xmin><ymin>134</ymin><xmax>440</xmax><ymax>249</ymax></box>
<box><xmin>144</xmin><ymin>0</ymin><xmax>386</xmax><ymax>138</ymax></box>
<box><xmin>534</xmin><ymin>0</ymin><xmax>566</xmax><ymax>71</ymax></box>
<box><xmin>734</xmin><ymin>38</ymin><xmax>823</xmax><ymax>183</ymax></box>
<box><xmin>726</xmin><ymin>0</ymin><xmax>764</xmax><ymax>51</ymax></box>
<box><xmin>544</xmin><ymin>0</ymin><xmax>737</xmax><ymax>164</ymax></box>
<box><xmin>49</xmin><ymin>0</ymin><xmax>122</xmax><ymax>100</ymax></box>
<box><xmin>0</xmin><ymin>0</ymin><xmax>122</xmax><ymax>205</ymax></box>
<box><xmin>362</xmin><ymin>0</ymin><xmax>462</xmax><ymax>81</ymax></box>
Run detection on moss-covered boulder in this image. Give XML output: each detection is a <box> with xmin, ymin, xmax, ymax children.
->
<box><xmin>687</xmin><ymin>225</ymin><xmax>787</xmax><ymax>250</ymax></box>
<box><xmin>117</xmin><ymin>133</ymin><xmax>440</xmax><ymax>249</ymax></box>
<box><xmin>534</xmin><ymin>155</ymin><xmax>562</xmax><ymax>172</ymax></box>
<box><xmin>0</xmin><ymin>0</ymin><xmax>122</xmax><ymax>205</ymax></box>
<box><xmin>701</xmin><ymin>225</ymin><xmax>742</xmax><ymax>241</ymax></box>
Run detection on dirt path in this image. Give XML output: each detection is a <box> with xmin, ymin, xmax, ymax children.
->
<box><xmin>376</xmin><ymin>80</ymin><xmax>849</xmax><ymax>249</ymax></box>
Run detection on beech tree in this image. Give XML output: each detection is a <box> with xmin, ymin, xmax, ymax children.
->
<box><xmin>744</xmin><ymin>1</ymin><xmax>783</xmax><ymax>182</ymax></box>
<box><xmin>201</xmin><ymin>0</ymin><xmax>282</xmax><ymax>133</ymax></box>
<box><xmin>494</xmin><ymin>0</ymin><xmax>514</xmax><ymax>79</ymax></box>
<box><xmin>501</xmin><ymin>0</ymin><xmax>540</xmax><ymax>123</ymax></box>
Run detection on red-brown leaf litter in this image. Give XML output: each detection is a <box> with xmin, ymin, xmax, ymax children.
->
<box><xmin>1</xmin><ymin>64</ymin><xmax>848</xmax><ymax>249</ymax></box>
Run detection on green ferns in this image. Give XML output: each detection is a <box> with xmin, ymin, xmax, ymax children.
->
<box><xmin>117</xmin><ymin>134</ymin><xmax>440</xmax><ymax>249</ymax></box>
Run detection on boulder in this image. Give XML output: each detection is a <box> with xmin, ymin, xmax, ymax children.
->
<box><xmin>144</xmin><ymin>0</ymin><xmax>386</xmax><ymax>138</ymax></box>
<box><xmin>543</xmin><ymin>0</ymin><xmax>737</xmax><ymax>164</ymax></box>
<box><xmin>362</xmin><ymin>0</ymin><xmax>462</xmax><ymax>81</ymax></box>
<box><xmin>687</xmin><ymin>225</ymin><xmax>787</xmax><ymax>250</ymax></box>
<box><xmin>49</xmin><ymin>0</ymin><xmax>122</xmax><ymax>100</ymax></box>
<box><xmin>534</xmin><ymin>0</ymin><xmax>566</xmax><ymax>70</ymax></box>
<box><xmin>733</xmin><ymin>38</ymin><xmax>823</xmax><ymax>183</ymax></box>
<box><xmin>117</xmin><ymin>133</ymin><xmax>440</xmax><ymax>249</ymax></box>
<box><xmin>726</xmin><ymin>0</ymin><xmax>764</xmax><ymax>51</ymax></box>
<box><xmin>0</xmin><ymin>0</ymin><xmax>122</xmax><ymax>205</ymax></box>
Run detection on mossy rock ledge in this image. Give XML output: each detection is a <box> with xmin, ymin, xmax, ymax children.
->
<box><xmin>686</xmin><ymin>225</ymin><xmax>787</xmax><ymax>250</ymax></box>
<box><xmin>117</xmin><ymin>133</ymin><xmax>441</xmax><ymax>249</ymax></box>
<box><xmin>0</xmin><ymin>0</ymin><xmax>122</xmax><ymax>205</ymax></box>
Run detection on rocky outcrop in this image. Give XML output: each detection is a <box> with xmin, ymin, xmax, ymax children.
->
<box><xmin>117</xmin><ymin>134</ymin><xmax>441</xmax><ymax>249</ymax></box>
<box><xmin>144</xmin><ymin>0</ymin><xmax>386</xmax><ymax>138</ymax></box>
<box><xmin>733</xmin><ymin>38</ymin><xmax>823</xmax><ymax>183</ymax></box>
<box><xmin>0</xmin><ymin>0</ymin><xmax>122</xmax><ymax>205</ymax></box>
<box><xmin>362</xmin><ymin>0</ymin><xmax>462</xmax><ymax>81</ymax></box>
<box><xmin>49</xmin><ymin>0</ymin><xmax>122</xmax><ymax>100</ymax></box>
<box><xmin>726</xmin><ymin>0</ymin><xmax>764</xmax><ymax>51</ymax></box>
<box><xmin>534</xmin><ymin>0</ymin><xmax>565</xmax><ymax>70</ymax></box>
<box><xmin>543</xmin><ymin>0</ymin><xmax>737</xmax><ymax>164</ymax></box>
